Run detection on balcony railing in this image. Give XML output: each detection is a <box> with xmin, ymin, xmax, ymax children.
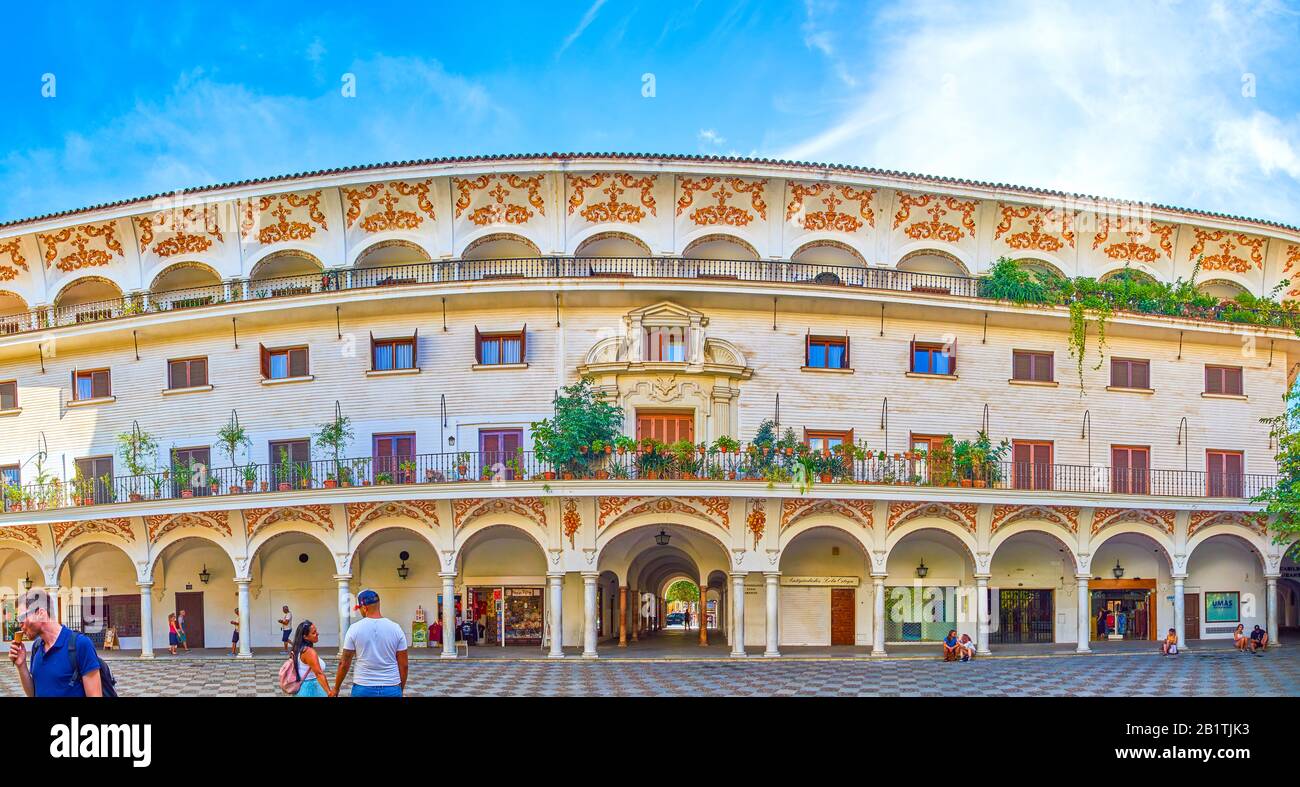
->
<box><xmin>0</xmin><ymin>450</ymin><xmax>1275</xmax><ymax>514</ymax></box>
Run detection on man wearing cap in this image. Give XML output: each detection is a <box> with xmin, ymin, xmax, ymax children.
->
<box><xmin>333</xmin><ymin>589</ymin><xmax>408</xmax><ymax>697</ymax></box>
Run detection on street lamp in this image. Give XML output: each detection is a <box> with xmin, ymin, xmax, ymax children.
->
<box><xmin>654</xmin><ymin>529</ymin><xmax>671</xmax><ymax>546</ymax></box>
<box><xmin>916</xmin><ymin>559</ymin><xmax>929</xmax><ymax>579</ymax></box>
<box><xmin>20</xmin><ymin>572</ymin><xmax>32</xmax><ymax>591</ymax></box>
<box><xmin>397</xmin><ymin>550</ymin><xmax>410</xmax><ymax>580</ymax></box>
<box><xmin>198</xmin><ymin>565</ymin><xmax>211</xmax><ymax>584</ymax></box>
<box><xmin>1112</xmin><ymin>560</ymin><xmax>1125</xmax><ymax>579</ymax></box>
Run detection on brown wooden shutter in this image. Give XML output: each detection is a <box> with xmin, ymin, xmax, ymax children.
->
<box><xmin>1013</xmin><ymin>352</ymin><xmax>1030</xmax><ymax>380</ymax></box>
<box><xmin>411</xmin><ymin>327</ymin><xmax>418</xmax><ymax>367</ymax></box>
<box><xmin>259</xmin><ymin>344</ymin><xmax>270</xmax><ymax>379</ymax></box>
<box><xmin>1133</xmin><ymin>360</ymin><xmax>1149</xmax><ymax>389</ymax></box>
<box><xmin>1013</xmin><ymin>442</ymin><xmax>1031</xmax><ymax>464</ymax></box>
<box><xmin>70</xmin><ymin>368</ymin><xmax>78</xmax><ymax>399</ymax></box>
<box><xmin>474</xmin><ymin>327</ymin><xmax>483</xmax><ymax>364</ymax></box>
<box><xmin>909</xmin><ymin>337</ymin><xmax>917</xmax><ymax>372</ymax></box>
<box><xmin>1039</xmin><ymin>353</ymin><xmax>1053</xmax><ymax>382</ymax></box>
<box><xmin>289</xmin><ymin>348</ymin><xmax>308</xmax><ymax>378</ymax></box>
<box><xmin>843</xmin><ymin>334</ymin><xmax>851</xmax><ymax>368</ymax></box>
<box><xmin>92</xmin><ymin>370</ymin><xmax>111</xmax><ymax>399</ymax></box>
<box><xmin>193</xmin><ymin>358</ymin><xmax>208</xmax><ymax>387</ymax></box>
<box><xmin>369</xmin><ymin>331</ymin><xmax>376</xmax><ymax>371</ymax></box>
<box><xmin>520</xmin><ymin>323</ymin><xmax>527</xmax><ymax>363</ymax></box>
<box><xmin>1110</xmin><ymin>359</ymin><xmax>1123</xmax><ymax>387</ymax></box>
<box><xmin>1227</xmin><ymin>367</ymin><xmax>1242</xmax><ymax>395</ymax></box>
<box><xmin>168</xmin><ymin>360</ymin><xmax>182</xmax><ymax>389</ymax></box>
<box><xmin>805</xmin><ymin>332</ymin><xmax>812</xmax><ymax>366</ymax></box>
<box><xmin>949</xmin><ymin>337</ymin><xmax>956</xmax><ymax>374</ymax></box>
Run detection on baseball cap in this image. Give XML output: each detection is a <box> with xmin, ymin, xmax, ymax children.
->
<box><xmin>354</xmin><ymin>589</ymin><xmax>380</xmax><ymax>609</ymax></box>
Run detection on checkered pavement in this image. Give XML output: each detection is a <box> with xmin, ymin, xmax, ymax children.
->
<box><xmin>2</xmin><ymin>647</ymin><xmax>1296</xmax><ymax>697</ymax></box>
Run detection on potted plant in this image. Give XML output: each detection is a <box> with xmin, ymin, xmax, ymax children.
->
<box><xmin>273</xmin><ymin>448</ymin><xmax>295</xmax><ymax>492</ymax></box>
<box><xmin>669</xmin><ymin>439</ymin><xmax>698</xmax><ymax>479</ymax></box>
<box><xmin>399</xmin><ymin>459</ymin><xmax>417</xmax><ymax>484</ymax></box>
<box><xmin>481</xmin><ymin>465</ymin><xmax>494</xmax><ymax>481</ymax></box>
<box><xmin>116</xmin><ymin>426</ymin><xmax>158</xmax><ymax>502</ymax></box>
<box><xmin>216</xmin><ymin>417</ymin><xmax>251</xmax><ymax>493</ymax></box>
<box><xmin>456</xmin><ymin>452</ymin><xmax>471</xmax><ymax>478</ymax></box>
<box><xmin>972</xmin><ymin>430</ymin><xmax>1011</xmax><ymax>488</ymax></box>
<box><xmin>614</xmin><ymin>435</ymin><xmax>637</xmax><ymax>455</ymax></box>
<box><xmin>506</xmin><ymin>456</ymin><xmax>524</xmax><ymax>480</ymax></box>
<box><xmin>531</xmin><ymin>378</ymin><xmax>624</xmax><ymax>483</ymax></box>
<box><xmin>376</xmin><ymin>472</ymin><xmax>393</xmax><ymax>486</ymax></box>
<box><xmin>351</xmin><ymin>458</ymin><xmax>372</xmax><ymax>486</ymax></box>
<box><xmin>425</xmin><ymin>468</ymin><xmax>436</xmax><ymax>483</ymax></box>
<box><xmin>241</xmin><ymin>463</ymin><xmax>261</xmax><ymax>492</ymax></box>
<box><xmin>171</xmin><ymin>462</ymin><xmax>195</xmax><ymax>498</ymax></box>
<box><xmin>712</xmin><ymin>435</ymin><xmax>740</xmax><ymax>454</ymax></box>
<box><xmin>297</xmin><ymin>463</ymin><xmax>312</xmax><ymax>489</ymax></box>
<box><xmin>71</xmin><ymin>469</ymin><xmax>94</xmax><ymax>505</ymax></box>
<box><xmin>314</xmin><ymin>411</ymin><xmax>354</xmax><ymax>489</ymax></box>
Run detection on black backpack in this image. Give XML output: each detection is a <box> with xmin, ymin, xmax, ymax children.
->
<box><xmin>65</xmin><ymin>629</ymin><xmax>118</xmax><ymax>697</ymax></box>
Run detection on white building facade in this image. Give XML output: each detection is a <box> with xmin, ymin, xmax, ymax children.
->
<box><xmin>0</xmin><ymin>153</ymin><xmax>1295</xmax><ymax>658</ymax></box>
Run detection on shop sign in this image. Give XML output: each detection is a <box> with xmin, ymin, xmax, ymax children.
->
<box><xmin>1205</xmin><ymin>591</ymin><xmax>1240</xmax><ymax>623</ymax></box>
<box><xmin>780</xmin><ymin>576</ymin><xmax>860</xmax><ymax>587</ymax></box>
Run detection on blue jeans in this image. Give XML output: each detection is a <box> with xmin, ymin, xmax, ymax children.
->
<box><xmin>351</xmin><ymin>684</ymin><xmax>403</xmax><ymax>698</ymax></box>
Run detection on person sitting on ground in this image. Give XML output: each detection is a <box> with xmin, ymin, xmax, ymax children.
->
<box><xmin>958</xmin><ymin>633</ymin><xmax>976</xmax><ymax>662</ymax></box>
<box><xmin>942</xmin><ymin>629</ymin><xmax>960</xmax><ymax>662</ymax></box>
<box><xmin>1233</xmin><ymin>623</ymin><xmax>1257</xmax><ymax>654</ymax></box>
<box><xmin>1160</xmin><ymin>628</ymin><xmax>1178</xmax><ymax>656</ymax></box>
<box><xmin>1250</xmin><ymin>625</ymin><xmax>1268</xmax><ymax>652</ymax></box>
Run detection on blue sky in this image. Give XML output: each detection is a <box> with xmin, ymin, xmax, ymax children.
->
<box><xmin>3</xmin><ymin>1</ymin><xmax>1300</xmax><ymax>225</ymax></box>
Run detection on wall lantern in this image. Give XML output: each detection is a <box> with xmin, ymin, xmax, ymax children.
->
<box><xmin>397</xmin><ymin>550</ymin><xmax>411</xmax><ymax>580</ymax></box>
<box><xmin>1112</xmin><ymin>560</ymin><xmax>1125</xmax><ymax>579</ymax></box>
<box><xmin>199</xmin><ymin>565</ymin><xmax>211</xmax><ymax>584</ymax></box>
<box><xmin>21</xmin><ymin>572</ymin><xmax>32</xmax><ymax>591</ymax></box>
<box><xmin>654</xmin><ymin>530</ymin><xmax>671</xmax><ymax>547</ymax></box>
<box><xmin>916</xmin><ymin>559</ymin><xmax>929</xmax><ymax>579</ymax></box>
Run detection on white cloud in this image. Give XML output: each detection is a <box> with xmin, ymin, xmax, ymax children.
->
<box><xmin>557</xmin><ymin>0</ymin><xmax>608</xmax><ymax>56</ymax></box>
<box><xmin>777</xmin><ymin>0</ymin><xmax>1300</xmax><ymax>223</ymax></box>
<box><xmin>698</xmin><ymin>128</ymin><xmax>727</xmax><ymax>146</ymax></box>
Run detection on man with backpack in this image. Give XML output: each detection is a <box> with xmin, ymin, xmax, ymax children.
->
<box><xmin>7</xmin><ymin>589</ymin><xmax>112</xmax><ymax>697</ymax></box>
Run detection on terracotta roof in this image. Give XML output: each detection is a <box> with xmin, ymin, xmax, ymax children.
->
<box><xmin>2</xmin><ymin>151</ymin><xmax>1297</xmax><ymax>233</ymax></box>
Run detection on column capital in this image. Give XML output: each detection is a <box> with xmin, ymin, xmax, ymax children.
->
<box><xmin>332</xmin><ymin>573</ymin><xmax>352</xmax><ymax>582</ymax></box>
<box><xmin>763</xmin><ymin>571</ymin><xmax>782</xmax><ymax>579</ymax></box>
<box><xmin>1264</xmin><ymin>573</ymin><xmax>1281</xmax><ymax>581</ymax></box>
<box><xmin>1171</xmin><ymin>574</ymin><xmax>1188</xmax><ymax>582</ymax></box>
<box><xmin>546</xmin><ymin>572</ymin><xmax>565</xmax><ymax>581</ymax></box>
<box><xmin>1075</xmin><ymin>574</ymin><xmax>1091</xmax><ymax>582</ymax></box>
<box><xmin>438</xmin><ymin>571</ymin><xmax>457</xmax><ymax>580</ymax></box>
<box><xmin>974</xmin><ymin>574</ymin><xmax>991</xmax><ymax>581</ymax></box>
<box><xmin>136</xmin><ymin>581</ymin><xmax>154</xmax><ymax>589</ymax></box>
<box><xmin>729</xmin><ymin>571</ymin><xmax>748</xmax><ymax>580</ymax></box>
<box><xmin>235</xmin><ymin>577</ymin><xmax>252</xmax><ymax>585</ymax></box>
<box><xmin>581</xmin><ymin>571</ymin><xmax>600</xmax><ymax>580</ymax></box>
<box><xmin>870</xmin><ymin>573</ymin><xmax>888</xmax><ymax>581</ymax></box>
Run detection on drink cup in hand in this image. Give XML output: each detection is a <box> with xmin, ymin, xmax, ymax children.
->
<box><xmin>9</xmin><ymin>630</ymin><xmax>24</xmax><ymax>665</ymax></box>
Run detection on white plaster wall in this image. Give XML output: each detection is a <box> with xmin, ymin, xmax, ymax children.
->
<box><xmin>1186</xmin><ymin>539</ymin><xmax>1265</xmax><ymax>639</ymax></box>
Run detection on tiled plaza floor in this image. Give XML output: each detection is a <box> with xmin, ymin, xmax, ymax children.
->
<box><xmin>3</xmin><ymin>644</ymin><xmax>1295</xmax><ymax>697</ymax></box>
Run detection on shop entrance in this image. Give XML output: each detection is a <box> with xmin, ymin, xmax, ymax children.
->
<box><xmin>1184</xmin><ymin>592</ymin><xmax>1200</xmax><ymax>639</ymax></box>
<box><xmin>464</xmin><ymin>586</ymin><xmax>544</xmax><ymax>646</ymax></box>
<box><xmin>995</xmin><ymin>589</ymin><xmax>1054</xmax><ymax>643</ymax></box>
<box><xmin>1090</xmin><ymin>580</ymin><xmax>1156</xmax><ymax>641</ymax></box>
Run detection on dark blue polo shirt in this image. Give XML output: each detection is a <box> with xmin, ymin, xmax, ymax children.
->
<box><xmin>29</xmin><ymin>627</ymin><xmax>100</xmax><ymax>697</ymax></box>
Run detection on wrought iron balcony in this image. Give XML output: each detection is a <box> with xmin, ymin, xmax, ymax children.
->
<box><xmin>0</xmin><ymin>449</ymin><xmax>1276</xmax><ymax>514</ymax></box>
<box><xmin>4</xmin><ymin>255</ymin><xmax>1293</xmax><ymax>338</ymax></box>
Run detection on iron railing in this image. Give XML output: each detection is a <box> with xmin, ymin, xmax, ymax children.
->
<box><xmin>0</xmin><ymin>449</ymin><xmax>1276</xmax><ymax>514</ymax></box>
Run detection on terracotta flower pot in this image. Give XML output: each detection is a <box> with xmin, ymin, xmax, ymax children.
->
<box><xmin>180</xmin><ymin>490</ymin><xmax>194</xmax><ymax>499</ymax></box>
<box><xmin>260</xmin><ymin>482</ymin><xmax>270</xmax><ymax>492</ymax></box>
<box><xmin>228</xmin><ymin>486</ymin><xmax>243</xmax><ymax>495</ymax></box>
<box><xmin>129</xmin><ymin>493</ymin><xmax>143</xmax><ymax>502</ymax></box>
<box><xmin>278</xmin><ymin>483</ymin><xmax>291</xmax><ymax>492</ymax></box>
<box><xmin>324</xmin><ymin>479</ymin><xmax>337</xmax><ymax>489</ymax></box>
<box><xmin>543</xmin><ymin>471</ymin><xmax>556</xmax><ymax>480</ymax></box>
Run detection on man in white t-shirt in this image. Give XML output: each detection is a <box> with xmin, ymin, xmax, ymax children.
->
<box><xmin>332</xmin><ymin>589</ymin><xmax>408</xmax><ymax>697</ymax></box>
<box><xmin>279</xmin><ymin>605</ymin><xmax>294</xmax><ymax>653</ymax></box>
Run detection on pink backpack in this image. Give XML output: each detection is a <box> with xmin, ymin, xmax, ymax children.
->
<box><xmin>278</xmin><ymin>658</ymin><xmax>302</xmax><ymax>695</ymax></box>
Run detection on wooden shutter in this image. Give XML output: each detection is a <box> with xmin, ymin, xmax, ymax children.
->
<box><xmin>191</xmin><ymin>358</ymin><xmax>208</xmax><ymax>387</ymax></box>
<box><xmin>411</xmin><ymin>328</ymin><xmax>418</xmax><ymax>368</ymax></box>
<box><xmin>1205</xmin><ymin>366</ymin><xmax>1219</xmax><ymax>394</ymax></box>
<box><xmin>168</xmin><ymin>360</ymin><xmax>184</xmax><ymax>389</ymax></box>
<box><xmin>92</xmin><ymin>370</ymin><xmax>111</xmax><ymax>399</ymax></box>
<box><xmin>1013</xmin><ymin>352</ymin><xmax>1030</xmax><ymax>380</ymax></box>
<box><xmin>70</xmin><ymin>368</ymin><xmax>78</xmax><ymax>399</ymax></box>
<box><xmin>1110</xmin><ymin>359</ymin><xmax>1125</xmax><ymax>387</ymax></box>
<box><xmin>1226</xmin><ymin>367</ymin><xmax>1242</xmax><ymax>395</ymax></box>
<box><xmin>259</xmin><ymin>344</ymin><xmax>270</xmax><ymax>379</ymax></box>
<box><xmin>949</xmin><ymin>337</ymin><xmax>956</xmax><ymax>374</ymax></box>
<box><xmin>1133</xmin><ymin>360</ymin><xmax>1149</xmax><ymax>389</ymax></box>
<box><xmin>289</xmin><ymin>348</ymin><xmax>308</xmax><ymax>378</ymax></box>
<box><xmin>369</xmin><ymin>332</ymin><xmax>376</xmax><ymax>371</ymax></box>
<box><xmin>474</xmin><ymin>327</ymin><xmax>483</xmax><ymax>364</ymax></box>
<box><xmin>909</xmin><ymin>338</ymin><xmax>917</xmax><ymax>372</ymax></box>
<box><xmin>1036</xmin><ymin>354</ymin><xmax>1053</xmax><ymax>382</ymax></box>
<box><xmin>843</xmin><ymin>335</ymin><xmax>851</xmax><ymax>368</ymax></box>
<box><xmin>805</xmin><ymin>332</ymin><xmax>812</xmax><ymax>366</ymax></box>
<box><xmin>520</xmin><ymin>324</ymin><xmax>527</xmax><ymax>363</ymax></box>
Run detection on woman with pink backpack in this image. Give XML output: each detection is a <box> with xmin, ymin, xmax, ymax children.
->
<box><xmin>281</xmin><ymin>620</ymin><xmax>332</xmax><ymax>697</ymax></box>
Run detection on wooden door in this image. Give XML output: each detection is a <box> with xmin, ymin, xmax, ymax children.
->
<box><xmin>1012</xmin><ymin>441</ymin><xmax>1053</xmax><ymax>490</ymax></box>
<box><xmin>636</xmin><ymin>411</ymin><xmax>694</xmax><ymax>444</ymax></box>
<box><xmin>480</xmin><ymin>429</ymin><xmax>523</xmax><ymax>478</ymax></box>
<box><xmin>175</xmin><ymin>592</ymin><xmax>205</xmax><ymax>648</ymax></box>
<box><xmin>830</xmin><ymin>588</ymin><xmax>855</xmax><ymax>646</ymax></box>
<box><xmin>1184</xmin><ymin>593</ymin><xmax>1200</xmax><ymax>640</ymax></box>
<box><xmin>1111</xmin><ymin>446</ymin><xmax>1149</xmax><ymax>494</ymax></box>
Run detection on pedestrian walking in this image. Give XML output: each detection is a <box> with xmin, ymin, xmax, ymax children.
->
<box><xmin>279</xmin><ymin>605</ymin><xmax>294</xmax><ymax>653</ymax></box>
<box><xmin>332</xmin><ymin>589</ymin><xmax>408</xmax><ymax>697</ymax></box>
<box><xmin>7</xmin><ymin>589</ymin><xmax>105</xmax><ymax>697</ymax></box>
<box><xmin>289</xmin><ymin>620</ymin><xmax>332</xmax><ymax>697</ymax></box>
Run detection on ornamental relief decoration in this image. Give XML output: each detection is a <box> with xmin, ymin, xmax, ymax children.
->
<box><xmin>134</xmin><ymin>206</ymin><xmax>224</xmax><ymax>258</ymax></box>
<box><xmin>567</xmin><ymin>173</ymin><xmax>658</xmax><ymax>224</ymax></box>
<box><xmin>243</xmin><ymin>505</ymin><xmax>335</xmax><ymax>539</ymax></box>
<box><xmin>1283</xmin><ymin>245</ymin><xmax>1300</xmax><ymax>298</ymax></box>
<box><xmin>1089</xmin><ymin>507</ymin><xmax>1176</xmax><ymax>536</ymax></box>
<box><xmin>892</xmin><ymin>193</ymin><xmax>978</xmax><ymax>242</ymax></box>
<box><xmin>452</xmin><ymin>496</ymin><xmax>547</xmax><ymax>532</ymax></box>
<box><xmin>887</xmin><ymin>501</ymin><xmax>978</xmax><ymax>534</ymax></box>
<box><xmin>144</xmin><ymin>511</ymin><xmax>231</xmax><ymax>542</ymax></box>
<box><xmin>345</xmin><ymin>500</ymin><xmax>440</xmax><ymax>535</ymax></box>
<box><xmin>453</xmin><ymin>174</ymin><xmax>546</xmax><ymax>226</ymax></box>
<box><xmin>1188</xmin><ymin>229</ymin><xmax>1266</xmax><ymax>274</ymax></box>
<box><xmin>562</xmin><ymin>499</ymin><xmax>582</xmax><ymax>548</ymax></box>
<box><xmin>676</xmin><ymin>176</ymin><xmax>768</xmax><ymax>227</ymax></box>
<box><xmin>341</xmin><ymin>180</ymin><xmax>437</xmax><ymax>234</ymax></box>
<box><xmin>1187</xmin><ymin>510</ymin><xmax>1266</xmax><ymax>537</ymax></box>
<box><xmin>780</xmin><ymin>498</ymin><xmax>874</xmax><ymax>532</ymax></box>
<box><xmin>239</xmin><ymin>192</ymin><xmax>329</xmax><ymax>245</ymax></box>
<box><xmin>597</xmin><ymin>496</ymin><xmax>728</xmax><ymax>531</ymax></box>
<box><xmin>1091</xmin><ymin>216</ymin><xmax>1176</xmax><ymax>263</ymax></box>
<box><xmin>52</xmin><ymin>518</ymin><xmax>135</xmax><ymax>547</ymax></box>
<box><xmin>993</xmin><ymin>204</ymin><xmax>1076</xmax><ymax>252</ymax></box>
<box><xmin>745</xmin><ymin>499</ymin><xmax>766</xmax><ymax>548</ymax></box>
<box><xmin>0</xmin><ymin>525</ymin><xmax>42</xmax><ymax>548</ymax></box>
<box><xmin>37</xmin><ymin>222</ymin><xmax>125</xmax><ymax>272</ymax></box>
<box><xmin>989</xmin><ymin>504</ymin><xmax>1079</xmax><ymax>535</ymax></box>
<box><xmin>0</xmin><ymin>238</ymin><xmax>29</xmax><ymax>282</ymax></box>
<box><xmin>785</xmin><ymin>182</ymin><xmax>876</xmax><ymax>233</ymax></box>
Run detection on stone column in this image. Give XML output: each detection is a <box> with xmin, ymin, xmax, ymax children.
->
<box><xmin>236</xmin><ymin>579</ymin><xmax>252</xmax><ymax>658</ymax></box>
<box><xmin>871</xmin><ymin>575</ymin><xmax>887</xmax><ymax>658</ymax></box>
<box><xmin>1266</xmin><ymin>575</ymin><xmax>1280</xmax><ymax>647</ymax></box>
<box><xmin>763</xmin><ymin>572</ymin><xmax>781</xmax><ymax>657</ymax></box>
<box><xmin>547</xmin><ymin>573</ymin><xmax>564</xmax><ymax>658</ymax></box>
<box><xmin>1173</xmin><ymin>575</ymin><xmax>1187</xmax><ymax>648</ymax></box>
<box><xmin>631</xmin><ymin>588</ymin><xmax>639</xmax><ymax>642</ymax></box>
<box><xmin>334</xmin><ymin>575</ymin><xmax>352</xmax><ymax>655</ymax></box>
<box><xmin>46</xmin><ymin>586</ymin><xmax>62</xmax><ymax>624</ymax></box>
<box><xmin>975</xmin><ymin>575</ymin><xmax>991</xmax><ymax>656</ymax></box>
<box><xmin>1076</xmin><ymin>575</ymin><xmax>1091</xmax><ymax>653</ymax></box>
<box><xmin>618</xmin><ymin>586</ymin><xmax>628</xmax><ymax>647</ymax></box>
<box><xmin>439</xmin><ymin>572</ymin><xmax>457</xmax><ymax>659</ymax></box>
<box><xmin>582</xmin><ymin>573</ymin><xmax>599</xmax><ymax>658</ymax></box>
<box><xmin>698</xmin><ymin>584</ymin><xmax>708</xmax><ymax>645</ymax></box>
<box><xmin>138</xmin><ymin>582</ymin><xmax>155</xmax><ymax>659</ymax></box>
<box><xmin>730</xmin><ymin>572</ymin><xmax>747</xmax><ymax>657</ymax></box>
